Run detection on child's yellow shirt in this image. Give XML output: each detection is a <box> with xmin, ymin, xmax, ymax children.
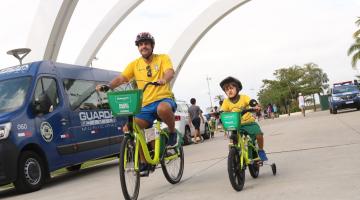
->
<box><xmin>221</xmin><ymin>94</ymin><xmax>255</xmax><ymax>124</ymax></box>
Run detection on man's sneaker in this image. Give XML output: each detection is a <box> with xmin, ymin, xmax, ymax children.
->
<box><xmin>139</xmin><ymin>163</ymin><xmax>149</xmax><ymax>177</ymax></box>
<box><xmin>258</xmin><ymin>150</ymin><xmax>268</xmax><ymax>161</ymax></box>
<box><xmin>167</xmin><ymin>133</ymin><xmax>178</xmax><ymax>148</ymax></box>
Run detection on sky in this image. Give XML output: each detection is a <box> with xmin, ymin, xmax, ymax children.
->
<box><xmin>0</xmin><ymin>0</ymin><xmax>360</xmax><ymax>111</ymax></box>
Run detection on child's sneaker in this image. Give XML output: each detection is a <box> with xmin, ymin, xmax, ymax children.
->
<box><xmin>167</xmin><ymin>132</ymin><xmax>178</xmax><ymax>148</ymax></box>
<box><xmin>258</xmin><ymin>150</ymin><xmax>268</xmax><ymax>161</ymax></box>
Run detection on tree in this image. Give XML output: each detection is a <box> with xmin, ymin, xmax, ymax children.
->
<box><xmin>258</xmin><ymin>64</ymin><xmax>329</xmax><ymax>114</ymax></box>
<box><xmin>348</xmin><ymin>17</ymin><xmax>360</xmax><ymax>69</ymax></box>
<box><xmin>213</xmin><ymin>94</ymin><xmax>224</xmax><ymax>106</ymax></box>
<box><xmin>301</xmin><ymin>63</ymin><xmax>329</xmax><ymax>111</ymax></box>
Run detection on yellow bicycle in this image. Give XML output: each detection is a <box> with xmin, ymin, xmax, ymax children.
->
<box><xmin>105</xmin><ymin>82</ymin><xmax>184</xmax><ymax>200</ymax></box>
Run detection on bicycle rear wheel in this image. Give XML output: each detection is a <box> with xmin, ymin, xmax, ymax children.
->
<box><xmin>227</xmin><ymin>147</ymin><xmax>245</xmax><ymax>191</ymax></box>
<box><xmin>161</xmin><ymin>146</ymin><xmax>184</xmax><ymax>184</ymax></box>
<box><xmin>119</xmin><ymin>136</ymin><xmax>140</xmax><ymax>200</ymax></box>
<box><xmin>248</xmin><ymin>142</ymin><xmax>260</xmax><ymax>178</ymax></box>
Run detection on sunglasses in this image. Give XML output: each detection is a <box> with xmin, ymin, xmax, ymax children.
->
<box><xmin>146</xmin><ymin>65</ymin><xmax>152</xmax><ymax>77</ymax></box>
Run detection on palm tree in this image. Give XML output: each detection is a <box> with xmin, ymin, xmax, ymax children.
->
<box><xmin>348</xmin><ymin>17</ymin><xmax>360</xmax><ymax>69</ymax></box>
<box><xmin>353</xmin><ymin>17</ymin><xmax>360</xmax><ymax>38</ymax></box>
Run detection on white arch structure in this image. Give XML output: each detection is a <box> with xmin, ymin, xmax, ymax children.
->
<box><xmin>169</xmin><ymin>0</ymin><xmax>251</xmax><ymax>86</ymax></box>
<box><xmin>26</xmin><ymin>0</ymin><xmax>78</xmax><ymax>62</ymax></box>
<box><xmin>25</xmin><ymin>0</ymin><xmax>251</xmax><ymax>87</ymax></box>
<box><xmin>75</xmin><ymin>0</ymin><xmax>143</xmax><ymax>66</ymax></box>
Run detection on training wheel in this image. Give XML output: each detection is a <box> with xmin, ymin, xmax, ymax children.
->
<box><xmin>271</xmin><ymin>163</ymin><xmax>276</xmax><ymax>175</ymax></box>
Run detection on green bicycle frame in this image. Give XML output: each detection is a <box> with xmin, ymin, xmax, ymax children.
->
<box><xmin>229</xmin><ymin>131</ymin><xmax>260</xmax><ymax>170</ymax></box>
<box><xmin>125</xmin><ymin>116</ymin><xmax>179</xmax><ymax>171</ymax></box>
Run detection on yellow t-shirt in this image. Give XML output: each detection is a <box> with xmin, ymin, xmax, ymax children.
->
<box><xmin>221</xmin><ymin>94</ymin><xmax>255</xmax><ymax>124</ymax></box>
<box><xmin>122</xmin><ymin>54</ymin><xmax>174</xmax><ymax>106</ymax></box>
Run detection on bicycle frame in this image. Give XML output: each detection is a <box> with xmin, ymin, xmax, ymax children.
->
<box><xmin>229</xmin><ymin>131</ymin><xmax>260</xmax><ymax>169</ymax></box>
<box><xmin>125</xmin><ymin>116</ymin><xmax>178</xmax><ymax>171</ymax></box>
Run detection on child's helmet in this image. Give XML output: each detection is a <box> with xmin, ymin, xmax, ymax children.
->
<box><xmin>135</xmin><ymin>32</ymin><xmax>155</xmax><ymax>46</ymax></box>
<box><xmin>220</xmin><ymin>76</ymin><xmax>242</xmax><ymax>92</ymax></box>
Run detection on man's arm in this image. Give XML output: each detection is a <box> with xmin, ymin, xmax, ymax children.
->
<box><xmin>157</xmin><ymin>69</ymin><xmax>174</xmax><ymax>85</ymax></box>
<box><xmin>109</xmin><ymin>74</ymin><xmax>129</xmax><ymax>89</ymax></box>
<box><xmin>199</xmin><ymin>109</ymin><xmax>205</xmax><ymax>123</ymax></box>
<box><xmin>95</xmin><ymin>74</ymin><xmax>129</xmax><ymax>91</ymax></box>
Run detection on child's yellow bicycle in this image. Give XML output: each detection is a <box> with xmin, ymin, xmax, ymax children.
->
<box><xmin>105</xmin><ymin>82</ymin><xmax>184</xmax><ymax>200</ymax></box>
<box><xmin>220</xmin><ymin>100</ymin><xmax>276</xmax><ymax>191</ymax></box>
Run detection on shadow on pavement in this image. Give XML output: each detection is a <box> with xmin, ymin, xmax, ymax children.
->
<box><xmin>0</xmin><ymin>161</ymin><xmax>118</xmax><ymax>198</ymax></box>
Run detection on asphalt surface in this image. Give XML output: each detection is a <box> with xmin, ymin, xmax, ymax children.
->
<box><xmin>1</xmin><ymin>109</ymin><xmax>360</xmax><ymax>200</ymax></box>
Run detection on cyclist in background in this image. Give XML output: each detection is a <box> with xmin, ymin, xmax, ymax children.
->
<box><xmin>96</xmin><ymin>32</ymin><xmax>178</xmax><ymax>174</ymax></box>
<box><xmin>219</xmin><ymin>76</ymin><xmax>268</xmax><ymax>161</ymax></box>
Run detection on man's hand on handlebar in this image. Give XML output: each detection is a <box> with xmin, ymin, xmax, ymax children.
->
<box><xmin>96</xmin><ymin>84</ymin><xmax>110</xmax><ymax>92</ymax></box>
<box><xmin>156</xmin><ymin>79</ymin><xmax>167</xmax><ymax>85</ymax></box>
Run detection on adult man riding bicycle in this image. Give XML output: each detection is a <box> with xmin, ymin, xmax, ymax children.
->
<box><xmin>96</xmin><ymin>32</ymin><xmax>178</xmax><ymax>174</ymax></box>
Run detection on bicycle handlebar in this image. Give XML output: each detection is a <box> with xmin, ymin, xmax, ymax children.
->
<box><xmin>98</xmin><ymin>81</ymin><xmax>160</xmax><ymax>93</ymax></box>
<box><xmin>142</xmin><ymin>81</ymin><xmax>160</xmax><ymax>92</ymax></box>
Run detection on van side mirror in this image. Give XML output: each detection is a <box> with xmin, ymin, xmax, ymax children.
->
<box><xmin>32</xmin><ymin>93</ymin><xmax>52</xmax><ymax>115</ymax></box>
<box><xmin>249</xmin><ymin>99</ymin><xmax>258</xmax><ymax>107</ymax></box>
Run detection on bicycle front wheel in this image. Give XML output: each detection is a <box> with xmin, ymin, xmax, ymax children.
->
<box><xmin>227</xmin><ymin>147</ymin><xmax>245</xmax><ymax>191</ymax></box>
<box><xmin>119</xmin><ymin>136</ymin><xmax>140</xmax><ymax>200</ymax></box>
<box><xmin>161</xmin><ymin>146</ymin><xmax>184</xmax><ymax>184</ymax></box>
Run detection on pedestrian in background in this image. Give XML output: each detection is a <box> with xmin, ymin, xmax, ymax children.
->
<box><xmin>298</xmin><ymin>93</ymin><xmax>305</xmax><ymax>117</ymax></box>
<box><xmin>272</xmin><ymin>103</ymin><xmax>278</xmax><ymax>118</ymax></box>
<box><xmin>267</xmin><ymin>103</ymin><xmax>274</xmax><ymax>119</ymax></box>
<box><xmin>188</xmin><ymin>98</ymin><xmax>204</xmax><ymax>143</ymax></box>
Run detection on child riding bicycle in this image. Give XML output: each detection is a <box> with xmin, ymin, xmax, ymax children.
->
<box><xmin>219</xmin><ymin>76</ymin><xmax>268</xmax><ymax>161</ymax></box>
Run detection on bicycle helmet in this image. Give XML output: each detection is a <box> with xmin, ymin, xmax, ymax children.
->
<box><xmin>220</xmin><ymin>76</ymin><xmax>242</xmax><ymax>92</ymax></box>
<box><xmin>135</xmin><ymin>32</ymin><xmax>155</xmax><ymax>46</ymax></box>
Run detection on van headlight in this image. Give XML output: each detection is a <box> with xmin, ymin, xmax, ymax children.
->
<box><xmin>0</xmin><ymin>122</ymin><xmax>12</xmax><ymax>140</ymax></box>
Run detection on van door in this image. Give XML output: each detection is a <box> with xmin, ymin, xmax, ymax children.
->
<box><xmin>63</xmin><ymin>79</ymin><xmax>111</xmax><ymax>162</ymax></box>
<box><xmin>97</xmin><ymin>85</ymin><xmax>125</xmax><ymax>154</ymax></box>
<box><xmin>32</xmin><ymin>76</ymin><xmax>73</xmax><ymax>169</ymax></box>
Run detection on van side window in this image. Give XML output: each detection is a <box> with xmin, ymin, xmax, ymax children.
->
<box><xmin>63</xmin><ymin>79</ymin><xmax>101</xmax><ymax>110</ymax></box>
<box><xmin>97</xmin><ymin>82</ymin><xmax>110</xmax><ymax>109</ymax></box>
<box><xmin>33</xmin><ymin>77</ymin><xmax>59</xmax><ymax>114</ymax></box>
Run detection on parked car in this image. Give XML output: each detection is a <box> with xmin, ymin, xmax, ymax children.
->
<box><xmin>173</xmin><ymin>100</ymin><xmax>210</xmax><ymax>145</ymax></box>
<box><xmin>328</xmin><ymin>81</ymin><xmax>360</xmax><ymax>114</ymax></box>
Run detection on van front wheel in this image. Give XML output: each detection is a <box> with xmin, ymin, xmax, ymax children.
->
<box><xmin>14</xmin><ymin>151</ymin><xmax>45</xmax><ymax>193</ymax></box>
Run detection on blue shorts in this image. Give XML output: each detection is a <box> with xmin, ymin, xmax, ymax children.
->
<box><xmin>135</xmin><ymin>98</ymin><xmax>177</xmax><ymax>127</ymax></box>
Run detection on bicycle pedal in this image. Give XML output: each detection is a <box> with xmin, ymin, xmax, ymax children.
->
<box><xmin>140</xmin><ymin>170</ymin><xmax>150</xmax><ymax>177</ymax></box>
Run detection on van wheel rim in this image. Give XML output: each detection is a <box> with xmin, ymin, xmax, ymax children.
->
<box><xmin>24</xmin><ymin>158</ymin><xmax>41</xmax><ymax>185</ymax></box>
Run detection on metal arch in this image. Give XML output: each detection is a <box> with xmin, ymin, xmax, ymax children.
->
<box><xmin>26</xmin><ymin>0</ymin><xmax>78</xmax><ymax>63</ymax></box>
<box><xmin>75</xmin><ymin>0</ymin><xmax>144</xmax><ymax>66</ymax></box>
<box><xmin>169</xmin><ymin>0</ymin><xmax>251</xmax><ymax>87</ymax></box>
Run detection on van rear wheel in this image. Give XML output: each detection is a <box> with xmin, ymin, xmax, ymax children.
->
<box><xmin>14</xmin><ymin>151</ymin><xmax>45</xmax><ymax>193</ymax></box>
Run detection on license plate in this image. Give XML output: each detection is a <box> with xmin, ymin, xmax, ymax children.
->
<box><xmin>345</xmin><ymin>100</ymin><xmax>354</xmax><ymax>104</ymax></box>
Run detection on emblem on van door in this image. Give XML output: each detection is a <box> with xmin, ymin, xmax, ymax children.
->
<box><xmin>40</xmin><ymin>122</ymin><xmax>53</xmax><ymax>142</ymax></box>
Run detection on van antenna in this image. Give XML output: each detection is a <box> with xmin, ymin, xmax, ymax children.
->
<box><xmin>7</xmin><ymin>48</ymin><xmax>31</xmax><ymax>65</ymax></box>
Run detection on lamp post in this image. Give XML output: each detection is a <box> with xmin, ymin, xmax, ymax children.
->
<box><xmin>206</xmin><ymin>76</ymin><xmax>213</xmax><ymax>108</ymax></box>
<box><xmin>6</xmin><ymin>48</ymin><xmax>31</xmax><ymax>65</ymax></box>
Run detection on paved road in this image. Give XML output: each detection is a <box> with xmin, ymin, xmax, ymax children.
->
<box><xmin>1</xmin><ymin>109</ymin><xmax>360</xmax><ymax>200</ymax></box>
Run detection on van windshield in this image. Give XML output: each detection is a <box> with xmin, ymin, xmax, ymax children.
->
<box><xmin>0</xmin><ymin>77</ymin><xmax>32</xmax><ymax>113</ymax></box>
